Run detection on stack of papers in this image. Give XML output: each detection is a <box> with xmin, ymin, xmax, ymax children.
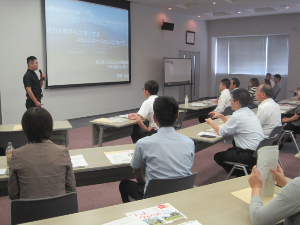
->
<box><xmin>191</xmin><ymin>102</ymin><xmax>207</xmax><ymax>107</ymax></box>
<box><xmin>126</xmin><ymin>203</ymin><xmax>187</xmax><ymax>224</ymax></box>
<box><xmin>70</xmin><ymin>155</ymin><xmax>88</xmax><ymax>168</ymax></box>
<box><xmin>105</xmin><ymin>150</ymin><xmax>134</xmax><ymax>164</ymax></box>
<box><xmin>0</xmin><ymin>168</ymin><xmax>7</xmax><ymax>176</ymax></box>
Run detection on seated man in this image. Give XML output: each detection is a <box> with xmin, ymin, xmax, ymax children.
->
<box><xmin>229</xmin><ymin>78</ymin><xmax>240</xmax><ymax>92</ymax></box>
<box><xmin>255</xmin><ymin>84</ymin><xmax>281</xmax><ymax>137</ymax></box>
<box><xmin>273</xmin><ymin>74</ymin><xmax>282</xmax><ymax>100</ymax></box>
<box><xmin>266</xmin><ymin>73</ymin><xmax>275</xmax><ymax>88</ymax></box>
<box><xmin>206</xmin><ymin>88</ymin><xmax>264</xmax><ymax>177</ymax></box>
<box><xmin>198</xmin><ymin>78</ymin><xmax>231</xmax><ymax>123</ymax></box>
<box><xmin>119</xmin><ymin>96</ymin><xmax>195</xmax><ymax>203</ymax></box>
<box><xmin>130</xmin><ymin>80</ymin><xmax>159</xmax><ymax>143</ymax></box>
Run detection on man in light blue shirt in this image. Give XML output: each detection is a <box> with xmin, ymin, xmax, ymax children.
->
<box><xmin>119</xmin><ymin>96</ymin><xmax>195</xmax><ymax>203</ymax></box>
<box><xmin>206</xmin><ymin>88</ymin><xmax>264</xmax><ymax>177</ymax></box>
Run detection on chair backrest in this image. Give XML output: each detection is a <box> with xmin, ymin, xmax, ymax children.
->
<box><xmin>223</xmin><ymin>106</ymin><xmax>233</xmax><ymax>116</ymax></box>
<box><xmin>143</xmin><ymin>173</ymin><xmax>197</xmax><ymax>199</ymax></box>
<box><xmin>253</xmin><ymin>137</ymin><xmax>275</xmax><ymax>158</ymax></box>
<box><xmin>268</xmin><ymin>125</ymin><xmax>285</xmax><ymax>144</ymax></box>
<box><xmin>11</xmin><ymin>192</ymin><xmax>78</xmax><ymax>225</ymax></box>
<box><xmin>174</xmin><ymin>110</ymin><xmax>186</xmax><ymax>130</ymax></box>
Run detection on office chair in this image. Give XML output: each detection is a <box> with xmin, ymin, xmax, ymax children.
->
<box><xmin>128</xmin><ymin>173</ymin><xmax>197</xmax><ymax>201</ymax></box>
<box><xmin>11</xmin><ymin>192</ymin><xmax>78</xmax><ymax>225</ymax></box>
<box><xmin>174</xmin><ymin>110</ymin><xmax>186</xmax><ymax>130</ymax></box>
<box><xmin>224</xmin><ymin>137</ymin><xmax>275</xmax><ymax>179</ymax></box>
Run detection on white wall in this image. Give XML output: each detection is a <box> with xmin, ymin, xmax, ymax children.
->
<box><xmin>207</xmin><ymin>13</ymin><xmax>300</xmax><ymax>100</ymax></box>
<box><xmin>0</xmin><ymin>1</ymin><xmax>207</xmax><ymax>124</ymax></box>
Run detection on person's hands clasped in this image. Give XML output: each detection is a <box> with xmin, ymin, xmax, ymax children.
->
<box><xmin>271</xmin><ymin>163</ymin><xmax>288</xmax><ymax>187</ymax></box>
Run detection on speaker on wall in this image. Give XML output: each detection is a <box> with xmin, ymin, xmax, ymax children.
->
<box><xmin>161</xmin><ymin>22</ymin><xmax>174</xmax><ymax>31</ymax></box>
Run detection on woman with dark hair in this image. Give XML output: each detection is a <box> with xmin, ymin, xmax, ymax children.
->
<box><xmin>8</xmin><ymin>107</ymin><xmax>76</xmax><ymax>199</ymax></box>
<box><xmin>248</xmin><ymin>78</ymin><xmax>260</xmax><ymax>108</ymax></box>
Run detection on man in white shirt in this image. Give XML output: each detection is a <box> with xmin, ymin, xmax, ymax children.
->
<box><xmin>266</xmin><ymin>73</ymin><xmax>275</xmax><ymax>88</ymax></box>
<box><xmin>198</xmin><ymin>79</ymin><xmax>231</xmax><ymax>123</ymax></box>
<box><xmin>211</xmin><ymin>78</ymin><xmax>231</xmax><ymax>113</ymax></box>
<box><xmin>255</xmin><ymin>84</ymin><xmax>281</xmax><ymax>137</ymax></box>
<box><xmin>130</xmin><ymin>80</ymin><xmax>159</xmax><ymax>143</ymax></box>
<box><xmin>206</xmin><ymin>88</ymin><xmax>264</xmax><ymax>177</ymax></box>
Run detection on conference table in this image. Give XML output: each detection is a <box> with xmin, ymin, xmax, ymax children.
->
<box><xmin>90</xmin><ymin>117</ymin><xmax>139</xmax><ymax>147</ymax></box>
<box><xmin>177</xmin><ymin>117</ymin><xmax>226</xmax><ymax>152</ymax></box>
<box><xmin>23</xmin><ymin>176</ymin><xmax>282</xmax><ymax>225</ymax></box>
<box><xmin>0</xmin><ymin>144</ymin><xmax>136</xmax><ymax>196</ymax></box>
<box><xmin>179</xmin><ymin>99</ymin><xmax>217</xmax><ymax>121</ymax></box>
<box><xmin>0</xmin><ymin>121</ymin><xmax>72</xmax><ymax>149</ymax></box>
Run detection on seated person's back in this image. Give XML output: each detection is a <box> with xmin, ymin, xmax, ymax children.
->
<box><xmin>8</xmin><ymin>107</ymin><xmax>76</xmax><ymax>199</ymax></box>
<box><xmin>119</xmin><ymin>95</ymin><xmax>195</xmax><ymax>203</ymax></box>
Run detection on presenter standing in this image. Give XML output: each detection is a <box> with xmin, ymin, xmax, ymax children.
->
<box><xmin>23</xmin><ymin>56</ymin><xmax>45</xmax><ymax>109</ymax></box>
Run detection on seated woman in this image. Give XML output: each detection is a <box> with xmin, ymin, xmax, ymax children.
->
<box><xmin>248</xmin><ymin>78</ymin><xmax>260</xmax><ymax>108</ymax></box>
<box><xmin>282</xmin><ymin>103</ymin><xmax>300</xmax><ymax>134</ymax></box>
<box><xmin>248</xmin><ymin>164</ymin><xmax>300</xmax><ymax>225</ymax></box>
<box><xmin>8</xmin><ymin>107</ymin><xmax>76</xmax><ymax>199</ymax></box>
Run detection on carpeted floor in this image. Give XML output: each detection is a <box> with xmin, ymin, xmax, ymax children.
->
<box><xmin>1</xmin><ymin>118</ymin><xmax>299</xmax><ymax>225</ymax></box>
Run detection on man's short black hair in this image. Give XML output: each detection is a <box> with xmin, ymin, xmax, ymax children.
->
<box><xmin>261</xmin><ymin>84</ymin><xmax>273</xmax><ymax>98</ymax></box>
<box><xmin>232</xmin><ymin>78</ymin><xmax>240</xmax><ymax>88</ymax></box>
<box><xmin>153</xmin><ymin>95</ymin><xmax>178</xmax><ymax>127</ymax></box>
<box><xmin>264</xmin><ymin>79</ymin><xmax>271</xmax><ymax>86</ymax></box>
<box><xmin>232</xmin><ymin>88</ymin><xmax>251</xmax><ymax>107</ymax></box>
<box><xmin>274</xmin><ymin>74</ymin><xmax>281</xmax><ymax>80</ymax></box>
<box><xmin>22</xmin><ymin>107</ymin><xmax>53</xmax><ymax>143</ymax></box>
<box><xmin>144</xmin><ymin>80</ymin><xmax>159</xmax><ymax>95</ymax></box>
<box><xmin>27</xmin><ymin>56</ymin><xmax>37</xmax><ymax>65</ymax></box>
<box><xmin>266</xmin><ymin>73</ymin><xmax>272</xmax><ymax>77</ymax></box>
<box><xmin>221</xmin><ymin>78</ymin><xmax>230</xmax><ymax>89</ymax></box>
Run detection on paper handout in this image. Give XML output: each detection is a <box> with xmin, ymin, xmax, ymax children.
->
<box><xmin>70</xmin><ymin>155</ymin><xmax>88</xmax><ymax>168</ymax></box>
<box><xmin>256</xmin><ymin>146</ymin><xmax>279</xmax><ymax>197</ymax></box>
<box><xmin>105</xmin><ymin>150</ymin><xmax>134</xmax><ymax>164</ymax></box>
<box><xmin>126</xmin><ymin>203</ymin><xmax>187</xmax><ymax>224</ymax></box>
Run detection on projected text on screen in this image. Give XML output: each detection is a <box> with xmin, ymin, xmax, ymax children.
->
<box><xmin>45</xmin><ymin>0</ymin><xmax>130</xmax><ymax>87</ymax></box>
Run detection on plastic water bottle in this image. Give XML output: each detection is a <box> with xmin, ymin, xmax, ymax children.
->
<box><xmin>185</xmin><ymin>95</ymin><xmax>189</xmax><ymax>107</ymax></box>
<box><xmin>6</xmin><ymin>142</ymin><xmax>14</xmax><ymax>166</ymax></box>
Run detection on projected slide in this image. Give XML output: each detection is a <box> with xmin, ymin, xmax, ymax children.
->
<box><xmin>45</xmin><ymin>0</ymin><xmax>130</xmax><ymax>87</ymax></box>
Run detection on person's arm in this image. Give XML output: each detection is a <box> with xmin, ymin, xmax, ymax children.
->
<box><xmin>64</xmin><ymin>150</ymin><xmax>76</xmax><ymax>193</ymax></box>
<box><xmin>205</xmin><ymin>118</ymin><xmax>220</xmax><ymax>134</ymax></box>
<box><xmin>282</xmin><ymin>113</ymin><xmax>300</xmax><ymax>123</ymax></box>
<box><xmin>209</xmin><ymin>111</ymin><xmax>228</xmax><ymax>123</ymax></box>
<box><xmin>133</xmin><ymin>168</ymin><xmax>146</xmax><ymax>185</ymax></box>
<box><xmin>136</xmin><ymin>114</ymin><xmax>151</xmax><ymax>132</ymax></box>
<box><xmin>25</xmin><ymin>87</ymin><xmax>41</xmax><ymax>107</ymax></box>
<box><xmin>214</xmin><ymin>93</ymin><xmax>227</xmax><ymax>113</ymax></box>
<box><xmin>39</xmin><ymin>72</ymin><xmax>45</xmax><ymax>87</ymax></box>
<box><xmin>7</xmin><ymin>154</ymin><xmax>20</xmax><ymax>200</ymax></box>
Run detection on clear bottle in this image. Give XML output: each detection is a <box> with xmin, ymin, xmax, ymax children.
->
<box><xmin>185</xmin><ymin>95</ymin><xmax>189</xmax><ymax>107</ymax></box>
<box><xmin>6</xmin><ymin>142</ymin><xmax>14</xmax><ymax>166</ymax></box>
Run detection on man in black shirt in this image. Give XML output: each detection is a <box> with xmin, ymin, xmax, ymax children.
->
<box><xmin>23</xmin><ymin>56</ymin><xmax>45</xmax><ymax>109</ymax></box>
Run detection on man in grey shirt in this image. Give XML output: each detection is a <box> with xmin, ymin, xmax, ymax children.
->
<box><xmin>273</xmin><ymin>74</ymin><xmax>282</xmax><ymax>100</ymax></box>
<box><xmin>249</xmin><ymin>163</ymin><xmax>300</xmax><ymax>225</ymax></box>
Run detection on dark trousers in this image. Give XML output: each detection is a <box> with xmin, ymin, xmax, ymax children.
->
<box><xmin>214</xmin><ymin>145</ymin><xmax>256</xmax><ymax>177</ymax></box>
<box><xmin>284</xmin><ymin>122</ymin><xmax>300</xmax><ymax>134</ymax></box>
<box><xmin>119</xmin><ymin>180</ymin><xmax>144</xmax><ymax>203</ymax></box>
<box><xmin>131</xmin><ymin>124</ymin><xmax>157</xmax><ymax>143</ymax></box>
<box><xmin>25</xmin><ymin>99</ymin><xmax>41</xmax><ymax>109</ymax></box>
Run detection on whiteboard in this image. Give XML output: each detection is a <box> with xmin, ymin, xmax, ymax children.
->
<box><xmin>164</xmin><ymin>58</ymin><xmax>191</xmax><ymax>84</ymax></box>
